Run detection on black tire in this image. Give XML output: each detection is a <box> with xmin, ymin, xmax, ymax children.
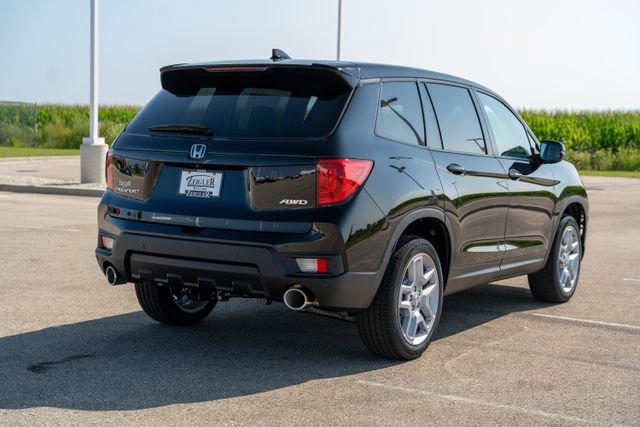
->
<box><xmin>528</xmin><ymin>215</ymin><xmax>582</xmax><ymax>303</ymax></box>
<box><xmin>357</xmin><ymin>237</ymin><xmax>444</xmax><ymax>360</ymax></box>
<box><xmin>134</xmin><ymin>281</ymin><xmax>216</xmax><ymax>326</ymax></box>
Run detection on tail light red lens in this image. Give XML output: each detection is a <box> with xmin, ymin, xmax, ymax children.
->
<box><xmin>295</xmin><ymin>257</ymin><xmax>329</xmax><ymax>274</ymax></box>
<box><xmin>317</xmin><ymin>158</ymin><xmax>373</xmax><ymax>206</ymax></box>
<box><xmin>105</xmin><ymin>150</ymin><xmax>113</xmax><ymax>190</ymax></box>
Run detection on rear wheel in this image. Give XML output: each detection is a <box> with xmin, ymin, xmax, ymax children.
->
<box><xmin>135</xmin><ymin>281</ymin><xmax>216</xmax><ymax>325</ymax></box>
<box><xmin>357</xmin><ymin>237</ymin><xmax>443</xmax><ymax>360</ymax></box>
<box><xmin>528</xmin><ymin>215</ymin><xmax>582</xmax><ymax>303</ymax></box>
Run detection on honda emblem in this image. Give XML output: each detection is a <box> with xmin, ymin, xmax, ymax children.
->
<box><xmin>189</xmin><ymin>144</ymin><xmax>207</xmax><ymax>160</ymax></box>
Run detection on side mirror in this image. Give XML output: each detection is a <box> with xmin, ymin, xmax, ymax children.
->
<box><xmin>539</xmin><ymin>140</ymin><xmax>565</xmax><ymax>164</ymax></box>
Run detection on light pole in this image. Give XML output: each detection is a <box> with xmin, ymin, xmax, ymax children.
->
<box><xmin>336</xmin><ymin>0</ymin><xmax>342</xmax><ymax>60</ymax></box>
<box><xmin>80</xmin><ymin>0</ymin><xmax>107</xmax><ymax>184</ymax></box>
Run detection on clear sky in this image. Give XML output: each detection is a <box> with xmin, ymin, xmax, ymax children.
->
<box><xmin>1</xmin><ymin>0</ymin><xmax>639</xmax><ymax>109</ymax></box>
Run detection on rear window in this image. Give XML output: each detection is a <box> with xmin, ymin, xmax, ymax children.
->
<box><xmin>127</xmin><ymin>67</ymin><xmax>352</xmax><ymax>139</ymax></box>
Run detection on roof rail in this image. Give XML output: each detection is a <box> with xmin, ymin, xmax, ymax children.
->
<box><xmin>270</xmin><ymin>49</ymin><xmax>291</xmax><ymax>61</ymax></box>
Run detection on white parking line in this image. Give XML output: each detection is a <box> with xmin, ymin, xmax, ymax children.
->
<box><xmin>6</xmin><ymin>225</ymin><xmax>80</xmax><ymax>232</ymax></box>
<box><xmin>357</xmin><ymin>380</ymin><xmax>604</xmax><ymax>425</ymax></box>
<box><xmin>531</xmin><ymin>313</ymin><xmax>640</xmax><ymax>331</ymax></box>
<box><xmin>623</xmin><ymin>277</ymin><xmax>640</xmax><ymax>282</ymax></box>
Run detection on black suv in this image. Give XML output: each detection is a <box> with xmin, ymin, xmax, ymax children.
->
<box><xmin>96</xmin><ymin>52</ymin><xmax>588</xmax><ymax>360</ymax></box>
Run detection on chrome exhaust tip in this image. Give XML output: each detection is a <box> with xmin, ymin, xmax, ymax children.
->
<box><xmin>283</xmin><ymin>286</ymin><xmax>316</xmax><ymax>311</ymax></box>
<box><xmin>105</xmin><ymin>265</ymin><xmax>119</xmax><ymax>286</ymax></box>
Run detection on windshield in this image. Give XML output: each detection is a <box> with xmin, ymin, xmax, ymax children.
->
<box><xmin>127</xmin><ymin>67</ymin><xmax>352</xmax><ymax>139</ymax></box>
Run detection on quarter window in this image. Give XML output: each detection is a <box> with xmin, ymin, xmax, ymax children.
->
<box><xmin>477</xmin><ymin>92</ymin><xmax>532</xmax><ymax>159</ymax></box>
<box><xmin>426</xmin><ymin>83</ymin><xmax>485</xmax><ymax>154</ymax></box>
<box><xmin>375</xmin><ymin>82</ymin><xmax>424</xmax><ymax>145</ymax></box>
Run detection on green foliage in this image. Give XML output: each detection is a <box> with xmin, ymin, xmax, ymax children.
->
<box><xmin>565</xmin><ymin>148</ymin><xmax>640</xmax><ymax>171</ymax></box>
<box><xmin>520</xmin><ymin>110</ymin><xmax>640</xmax><ymax>171</ymax></box>
<box><xmin>520</xmin><ymin>110</ymin><xmax>640</xmax><ymax>151</ymax></box>
<box><xmin>1</xmin><ymin>104</ymin><xmax>639</xmax><ymax>170</ymax></box>
<box><xmin>0</xmin><ymin>103</ymin><xmax>138</xmax><ymax>148</ymax></box>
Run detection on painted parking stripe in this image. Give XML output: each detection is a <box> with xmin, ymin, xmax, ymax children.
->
<box><xmin>6</xmin><ymin>225</ymin><xmax>80</xmax><ymax>232</ymax></box>
<box><xmin>357</xmin><ymin>380</ymin><xmax>604</xmax><ymax>425</ymax></box>
<box><xmin>531</xmin><ymin>313</ymin><xmax>640</xmax><ymax>331</ymax></box>
<box><xmin>623</xmin><ymin>277</ymin><xmax>640</xmax><ymax>282</ymax></box>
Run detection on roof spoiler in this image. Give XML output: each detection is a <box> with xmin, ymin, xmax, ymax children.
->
<box><xmin>159</xmin><ymin>52</ymin><xmax>360</xmax><ymax>88</ymax></box>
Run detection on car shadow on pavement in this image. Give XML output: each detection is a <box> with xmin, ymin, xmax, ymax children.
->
<box><xmin>0</xmin><ymin>282</ymin><xmax>550</xmax><ymax>411</ymax></box>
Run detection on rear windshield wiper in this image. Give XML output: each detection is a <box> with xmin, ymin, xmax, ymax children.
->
<box><xmin>148</xmin><ymin>124</ymin><xmax>213</xmax><ymax>137</ymax></box>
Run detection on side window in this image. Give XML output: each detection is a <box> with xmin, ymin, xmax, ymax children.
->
<box><xmin>477</xmin><ymin>92</ymin><xmax>532</xmax><ymax>159</ymax></box>
<box><xmin>426</xmin><ymin>83</ymin><xmax>485</xmax><ymax>154</ymax></box>
<box><xmin>418</xmin><ymin>83</ymin><xmax>442</xmax><ymax>149</ymax></box>
<box><xmin>376</xmin><ymin>82</ymin><xmax>424</xmax><ymax>145</ymax></box>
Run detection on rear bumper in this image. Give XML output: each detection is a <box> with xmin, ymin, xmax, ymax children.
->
<box><xmin>95</xmin><ymin>225</ymin><xmax>380</xmax><ymax>310</ymax></box>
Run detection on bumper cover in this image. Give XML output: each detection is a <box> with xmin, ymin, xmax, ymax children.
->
<box><xmin>96</xmin><ymin>230</ymin><xmax>380</xmax><ymax>310</ymax></box>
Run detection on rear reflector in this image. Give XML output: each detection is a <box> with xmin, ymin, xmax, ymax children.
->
<box><xmin>296</xmin><ymin>258</ymin><xmax>329</xmax><ymax>274</ymax></box>
<box><xmin>99</xmin><ymin>235</ymin><xmax>114</xmax><ymax>250</ymax></box>
<box><xmin>317</xmin><ymin>158</ymin><xmax>373</xmax><ymax>206</ymax></box>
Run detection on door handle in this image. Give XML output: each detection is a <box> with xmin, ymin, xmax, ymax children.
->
<box><xmin>508</xmin><ymin>168</ymin><xmax>522</xmax><ymax>180</ymax></box>
<box><xmin>446</xmin><ymin>163</ymin><xmax>466</xmax><ymax>175</ymax></box>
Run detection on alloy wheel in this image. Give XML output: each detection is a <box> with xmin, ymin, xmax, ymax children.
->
<box><xmin>557</xmin><ymin>225</ymin><xmax>581</xmax><ymax>293</ymax></box>
<box><xmin>397</xmin><ymin>253</ymin><xmax>440</xmax><ymax>346</ymax></box>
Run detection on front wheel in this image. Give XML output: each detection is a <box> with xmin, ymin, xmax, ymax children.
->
<box><xmin>135</xmin><ymin>281</ymin><xmax>217</xmax><ymax>326</ymax></box>
<box><xmin>357</xmin><ymin>237</ymin><xmax>443</xmax><ymax>360</ymax></box>
<box><xmin>528</xmin><ymin>215</ymin><xmax>582</xmax><ymax>303</ymax></box>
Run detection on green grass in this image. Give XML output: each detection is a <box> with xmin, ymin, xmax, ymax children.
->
<box><xmin>0</xmin><ymin>146</ymin><xmax>80</xmax><ymax>158</ymax></box>
<box><xmin>578</xmin><ymin>169</ymin><xmax>640</xmax><ymax>178</ymax></box>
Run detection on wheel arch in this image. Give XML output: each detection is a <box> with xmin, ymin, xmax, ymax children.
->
<box><xmin>562</xmin><ymin>200</ymin><xmax>587</xmax><ymax>253</ymax></box>
<box><xmin>378</xmin><ymin>208</ymin><xmax>453</xmax><ymax>289</ymax></box>
<box><xmin>544</xmin><ymin>195</ymin><xmax>588</xmax><ymax>264</ymax></box>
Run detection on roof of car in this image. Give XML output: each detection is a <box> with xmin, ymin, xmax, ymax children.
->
<box><xmin>160</xmin><ymin>59</ymin><xmax>492</xmax><ymax>92</ymax></box>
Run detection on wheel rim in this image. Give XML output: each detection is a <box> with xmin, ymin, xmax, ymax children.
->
<box><xmin>557</xmin><ymin>225</ymin><xmax>581</xmax><ymax>293</ymax></box>
<box><xmin>398</xmin><ymin>253</ymin><xmax>440</xmax><ymax>346</ymax></box>
<box><xmin>169</xmin><ymin>287</ymin><xmax>210</xmax><ymax>313</ymax></box>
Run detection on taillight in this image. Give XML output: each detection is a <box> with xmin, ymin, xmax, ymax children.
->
<box><xmin>295</xmin><ymin>257</ymin><xmax>329</xmax><ymax>274</ymax></box>
<box><xmin>317</xmin><ymin>158</ymin><xmax>373</xmax><ymax>205</ymax></box>
<box><xmin>105</xmin><ymin>150</ymin><xmax>113</xmax><ymax>190</ymax></box>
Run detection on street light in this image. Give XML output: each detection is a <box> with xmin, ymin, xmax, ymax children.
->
<box><xmin>336</xmin><ymin>0</ymin><xmax>342</xmax><ymax>61</ymax></box>
<box><xmin>80</xmin><ymin>0</ymin><xmax>107</xmax><ymax>184</ymax></box>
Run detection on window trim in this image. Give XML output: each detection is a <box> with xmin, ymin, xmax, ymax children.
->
<box><xmin>421</xmin><ymin>80</ymin><xmax>491</xmax><ymax>157</ymax></box>
<box><xmin>373</xmin><ymin>79</ymin><xmax>426</xmax><ymax>147</ymax></box>
<box><xmin>418</xmin><ymin>82</ymin><xmax>443</xmax><ymax>149</ymax></box>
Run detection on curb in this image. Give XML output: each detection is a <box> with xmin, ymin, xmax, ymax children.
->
<box><xmin>0</xmin><ymin>155</ymin><xmax>80</xmax><ymax>162</ymax></box>
<box><xmin>0</xmin><ymin>184</ymin><xmax>103</xmax><ymax>198</ymax></box>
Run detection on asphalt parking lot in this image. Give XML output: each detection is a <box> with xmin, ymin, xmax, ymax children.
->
<box><xmin>0</xmin><ymin>175</ymin><xmax>638</xmax><ymax>425</ymax></box>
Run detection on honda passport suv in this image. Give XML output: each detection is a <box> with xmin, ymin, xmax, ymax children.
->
<box><xmin>96</xmin><ymin>50</ymin><xmax>588</xmax><ymax>360</ymax></box>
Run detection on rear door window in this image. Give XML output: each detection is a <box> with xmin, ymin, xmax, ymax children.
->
<box><xmin>375</xmin><ymin>81</ymin><xmax>424</xmax><ymax>145</ymax></box>
<box><xmin>426</xmin><ymin>83</ymin><xmax>486</xmax><ymax>154</ymax></box>
<box><xmin>127</xmin><ymin>67</ymin><xmax>352</xmax><ymax>139</ymax></box>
